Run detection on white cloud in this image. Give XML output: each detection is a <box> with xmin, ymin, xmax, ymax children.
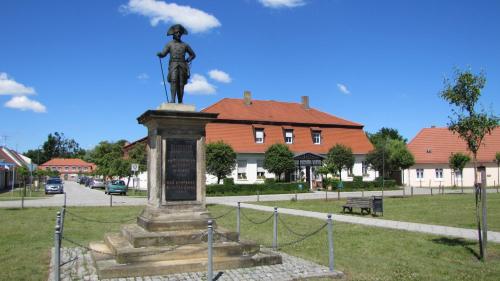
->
<box><xmin>259</xmin><ymin>0</ymin><xmax>306</xmax><ymax>8</ymax></box>
<box><xmin>0</xmin><ymin>72</ymin><xmax>35</xmax><ymax>96</ymax></box>
<box><xmin>121</xmin><ymin>0</ymin><xmax>221</xmax><ymax>33</ymax></box>
<box><xmin>137</xmin><ymin>73</ymin><xmax>150</xmax><ymax>80</ymax></box>
<box><xmin>208</xmin><ymin>69</ymin><xmax>232</xmax><ymax>83</ymax></box>
<box><xmin>5</xmin><ymin>96</ymin><xmax>47</xmax><ymax>113</ymax></box>
<box><xmin>337</xmin><ymin>83</ymin><xmax>350</xmax><ymax>95</ymax></box>
<box><xmin>185</xmin><ymin>74</ymin><xmax>216</xmax><ymax>94</ymax></box>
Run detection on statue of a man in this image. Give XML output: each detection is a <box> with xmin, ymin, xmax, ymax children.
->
<box><xmin>157</xmin><ymin>24</ymin><xmax>196</xmax><ymax>104</ymax></box>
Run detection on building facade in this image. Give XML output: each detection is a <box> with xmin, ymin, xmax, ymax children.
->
<box><xmin>39</xmin><ymin>158</ymin><xmax>96</xmax><ymax>181</ymax></box>
<box><xmin>0</xmin><ymin>146</ymin><xmax>32</xmax><ymax>190</ymax></box>
<box><xmin>202</xmin><ymin>93</ymin><xmax>376</xmax><ymax>186</ymax></box>
<box><xmin>403</xmin><ymin>127</ymin><xmax>500</xmax><ymax>188</ymax></box>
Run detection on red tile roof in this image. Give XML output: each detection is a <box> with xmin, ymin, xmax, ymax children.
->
<box><xmin>408</xmin><ymin>127</ymin><xmax>500</xmax><ymax>164</ymax></box>
<box><xmin>206</xmin><ymin>124</ymin><xmax>373</xmax><ymax>154</ymax></box>
<box><xmin>202</xmin><ymin>98</ymin><xmax>363</xmax><ymax>127</ymax></box>
<box><xmin>203</xmin><ymin>98</ymin><xmax>372</xmax><ymax>154</ymax></box>
<box><xmin>40</xmin><ymin>158</ymin><xmax>95</xmax><ymax>167</ymax></box>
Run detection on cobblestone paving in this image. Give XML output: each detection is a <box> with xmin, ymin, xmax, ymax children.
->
<box><xmin>49</xmin><ymin>247</ymin><xmax>342</xmax><ymax>281</ymax></box>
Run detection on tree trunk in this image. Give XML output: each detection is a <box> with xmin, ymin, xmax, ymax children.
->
<box><xmin>473</xmin><ymin>156</ymin><xmax>485</xmax><ymax>260</ymax></box>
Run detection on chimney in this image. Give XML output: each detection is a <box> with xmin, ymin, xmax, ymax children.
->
<box><xmin>431</xmin><ymin>125</ymin><xmax>436</xmax><ymax>128</ymax></box>
<box><xmin>244</xmin><ymin>90</ymin><xmax>252</xmax><ymax>105</ymax></box>
<box><xmin>301</xmin><ymin>96</ymin><xmax>310</xmax><ymax>109</ymax></box>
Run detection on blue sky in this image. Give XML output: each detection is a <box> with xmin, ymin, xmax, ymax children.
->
<box><xmin>0</xmin><ymin>0</ymin><xmax>499</xmax><ymax>152</ymax></box>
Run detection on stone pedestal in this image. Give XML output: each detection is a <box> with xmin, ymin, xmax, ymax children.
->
<box><xmin>90</xmin><ymin>105</ymin><xmax>281</xmax><ymax>279</ymax></box>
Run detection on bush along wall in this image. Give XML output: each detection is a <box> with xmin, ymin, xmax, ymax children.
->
<box><xmin>323</xmin><ymin>177</ymin><xmax>398</xmax><ymax>191</ymax></box>
<box><xmin>206</xmin><ymin>181</ymin><xmax>309</xmax><ymax>196</ymax></box>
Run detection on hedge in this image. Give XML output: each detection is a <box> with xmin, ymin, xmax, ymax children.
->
<box><xmin>207</xmin><ymin>182</ymin><xmax>309</xmax><ymax>196</ymax></box>
<box><xmin>322</xmin><ymin>177</ymin><xmax>398</xmax><ymax>191</ymax></box>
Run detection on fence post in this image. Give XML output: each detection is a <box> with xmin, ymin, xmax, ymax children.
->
<box><xmin>54</xmin><ymin>223</ymin><xmax>61</xmax><ymax>281</ymax></box>
<box><xmin>431</xmin><ymin>188</ymin><xmax>433</xmax><ymax>196</ymax></box>
<box><xmin>403</xmin><ymin>187</ymin><xmax>405</xmax><ymax>197</ymax></box>
<box><xmin>337</xmin><ymin>190</ymin><xmax>340</xmax><ymax>200</ymax></box>
<box><xmin>325</xmin><ymin>190</ymin><xmax>328</xmax><ymax>201</ymax></box>
<box><xmin>236</xmin><ymin>202</ymin><xmax>241</xmax><ymax>242</ymax></box>
<box><xmin>257</xmin><ymin>190</ymin><xmax>260</xmax><ymax>202</ymax></box>
<box><xmin>273</xmin><ymin>207</ymin><xmax>278</xmax><ymax>250</ymax></box>
<box><xmin>60</xmin><ymin>207</ymin><xmax>66</xmax><ymax>240</ymax></box>
<box><xmin>327</xmin><ymin>214</ymin><xmax>334</xmax><ymax>272</ymax></box>
<box><xmin>411</xmin><ymin>186</ymin><xmax>414</xmax><ymax>197</ymax></box>
<box><xmin>207</xmin><ymin>220</ymin><xmax>213</xmax><ymax>281</ymax></box>
<box><xmin>21</xmin><ymin>187</ymin><xmax>25</xmax><ymax>209</ymax></box>
<box><xmin>110</xmin><ymin>194</ymin><xmax>113</xmax><ymax>207</ymax></box>
<box><xmin>64</xmin><ymin>192</ymin><xmax>67</xmax><ymax>208</ymax></box>
<box><xmin>295</xmin><ymin>191</ymin><xmax>298</xmax><ymax>201</ymax></box>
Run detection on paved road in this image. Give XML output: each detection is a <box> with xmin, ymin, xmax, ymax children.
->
<box><xmin>0</xmin><ymin>181</ymin><xmax>146</xmax><ymax>208</ymax></box>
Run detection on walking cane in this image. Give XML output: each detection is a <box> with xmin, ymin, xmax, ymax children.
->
<box><xmin>158</xmin><ymin>57</ymin><xmax>170</xmax><ymax>103</ymax></box>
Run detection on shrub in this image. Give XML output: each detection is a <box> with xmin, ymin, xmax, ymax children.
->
<box><xmin>264</xmin><ymin>178</ymin><xmax>276</xmax><ymax>184</ymax></box>
<box><xmin>206</xmin><ymin>182</ymin><xmax>309</xmax><ymax>196</ymax></box>
<box><xmin>223</xmin><ymin>178</ymin><xmax>235</xmax><ymax>186</ymax></box>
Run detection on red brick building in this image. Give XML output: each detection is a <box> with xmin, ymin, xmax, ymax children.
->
<box><xmin>39</xmin><ymin>158</ymin><xmax>96</xmax><ymax>181</ymax></box>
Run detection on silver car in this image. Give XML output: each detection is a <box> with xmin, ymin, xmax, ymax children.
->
<box><xmin>45</xmin><ymin>178</ymin><xmax>64</xmax><ymax>194</ymax></box>
<box><xmin>90</xmin><ymin>179</ymin><xmax>105</xmax><ymax>189</ymax></box>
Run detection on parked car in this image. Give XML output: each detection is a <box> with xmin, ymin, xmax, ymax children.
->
<box><xmin>84</xmin><ymin>177</ymin><xmax>93</xmax><ymax>187</ymax></box>
<box><xmin>105</xmin><ymin>180</ymin><xmax>128</xmax><ymax>195</ymax></box>
<box><xmin>90</xmin><ymin>178</ymin><xmax>105</xmax><ymax>189</ymax></box>
<box><xmin>45</xmin><ymin>178</ymin><xmax>64</xmax><ymax>194</ymax></box>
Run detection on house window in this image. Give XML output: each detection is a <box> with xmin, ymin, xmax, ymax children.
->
<box><xmin>46</xmin><ymin>167</ymin><xmax>50</xmax><ymax>171</ymax></box>
<box><xmin>255</xmin><ymin>129</ymin><xmax>264</xmax><ymax>144</ymax></box>
<box><xmin>312</xmin><ymin>131</ymin><xmax>321</xmax><ymax>144</ymax></box>
<box><xmin>257</xmin><ymin>160</ymin><xmax>265</xmax><ymax>179</ymax></box>
<box><xmin>348</xmin><ymin>168</ymin><xmax>354</xmax><ymax>177</ymax></box>
<box><xmin>455</xmin><ymin>169</ymin><xmax>462</xmax><ymax>178</ymax></box>
<box><xmin>72</xmin><ymin>166</ymin><xmax>76</xmax><ymax>171</ymax></box>
<box><xmin>64</xmin><ymin>166</ymin><xmax>69</xmax><ymax>171</ymax></box>
<box><xmin>435</xmin><ymin>168</ymin><xmax>443</xmax><ymax>179</ymax></box>
<box><xmin>416</xmin><ymin>168</ymin><xmax>424</xmax><ymax>179</ymax></box>
<box><xmin>78</xmin><ymin>167</ymin><xmax>82</xmax><ymax>171</ymax></box>
<box><xmin>362</xmin><ymin>161</ymin><xmax>369</xmax><ymax>176</ymax></box>
<box><xmin>83</xmin><ymin>167</ymin><xmax>88</xmax><ymax>171</ymax></box>
<box><xmin>237</xmin><ymin>160</ymin><xmax>247</xmax><ymax>180</ymax></box>
<box><xmin>57</xmin><ymin>167</ymin><xmax>61</xmax><ymax>171</ymax></box>
<box><xmin>285</xmin><ymin>130</ymin><xmax>293</xmax><ymax>144</ymax></box>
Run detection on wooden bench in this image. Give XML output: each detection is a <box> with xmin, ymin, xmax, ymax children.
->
<box><xmin>342</xmin><ymin>197</ymin><xmax>372</xmax><ymax>215</ymax></box>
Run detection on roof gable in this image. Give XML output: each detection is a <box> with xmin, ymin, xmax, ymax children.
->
<box><xmin>408</xmin><ymin>127</ymin><xmax>500</xmax><ymax>164</ymax></box>
<box><xmin>202</xmin><ymin>98</ymin><xmax>362</xmax><ymax>127</ymax></box>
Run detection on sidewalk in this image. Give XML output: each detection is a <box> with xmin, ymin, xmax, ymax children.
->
<box><xmin>219</xmin><ymin>201</ymin><xmax>500</xmax><ymax>244</ymax></box>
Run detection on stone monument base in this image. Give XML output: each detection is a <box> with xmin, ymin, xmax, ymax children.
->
<box><xmin>90</xmin><ymin>208</ymin><xmax>282</xmax><ymax>279</ymax></box>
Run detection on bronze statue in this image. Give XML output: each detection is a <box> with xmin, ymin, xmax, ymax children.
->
<box><xmin>157</xmin><ymin>24</ymin><xmax>196</xmax><ymax>104</ymax></box>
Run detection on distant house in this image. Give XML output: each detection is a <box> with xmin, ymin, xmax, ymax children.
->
<box><xmin>125</xmin><ymin>93</ymin><xmax>376</xmax><ymax>189</ymax></box>
<box><xmin>39</xmin><ymin>158</ymin><xmax>96</xmax><ymax>181</ymax></box>
<box><xmin>403</xmin><ymin>127</ymin><xmax>500</xmax><ymax>188</ymax></box>
<box><xmin>0</xmin><ymin>146</ymin><xmax>32</xmax><ymax>190</ymax></box>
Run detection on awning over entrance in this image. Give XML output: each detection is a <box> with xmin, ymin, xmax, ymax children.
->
<box><xmin>294</xmin><ymin>153</ymin><xmax>324</xmax><ymax>167</ymax></box>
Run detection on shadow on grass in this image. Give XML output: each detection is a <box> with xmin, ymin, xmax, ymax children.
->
<box><xmin>431</xmin><ymin>237</ymin><xmax>480</xmax><ymax>260</ymax></box>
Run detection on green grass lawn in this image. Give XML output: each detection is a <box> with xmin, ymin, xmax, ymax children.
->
<box><xmin>0</xmin><ymin>187</ymin><xmax>49</xmax><ymax>201</ymax></box>
<box><xmin>258</xmin><ymin>193</ymin><xmax>500</xmax><ymax>232</ymax></box>
<box><xmin>1</xmin><ymin>204</ymin><xmax>499</xmax><ymax>281</ymax></box>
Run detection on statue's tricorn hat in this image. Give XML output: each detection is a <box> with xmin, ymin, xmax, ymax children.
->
<box><xmin>167</xmin><ymin>24</ymin><xmax>188</xmax><ymax>36</ymax></box>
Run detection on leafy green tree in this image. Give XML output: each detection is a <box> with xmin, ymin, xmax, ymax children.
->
<box><xmin>388</xmin><ymin>139</ymin><xmax>415</xmax><ymax>185</ymax></box>
<box><xmin>264</xmin><ymin>144</ymin><xmax>295</xmax><ymax>182</ymax></box>
<box><xmin>24</xmin><ymin>132</ymin><xmax>85</xmax><ymax>164</ymax></box>
<box><xmin>206</xmin><ymin>141</ymin><xmax>237</xmax><ymax>184</ymax></box>
<box><xmin>448</xmin><ymin>152</ymin><xmax>471</xmax><ymax>188</ymax></box>
<box><xmin>86</xmin><ymin>140</ymin><xmax>128</xmax><ymax>179</ymax></box>
<box><xmin>368</xmin><ymin>127</ymin><xmax>407</xmax><ymax>145</ymax></box>
<box><xmin>128</xmin><ymin>143</ymin><xmax>147</xmax><ymax>173</ymax></box>
<box><xmin>440</xmin><ymin>68</ymin><xmax>499</xmax><ymax>260</ymax></box>
<box><xmin>325</xmin><ymin>144</ymin><xmax>354</xmax><ymax>182</ymax></box>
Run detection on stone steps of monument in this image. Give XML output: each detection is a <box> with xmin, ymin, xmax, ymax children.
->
<box><xmin>137</xmin><ymin>215</ymin><xmax>216</xmax><ymax>232</ymax></box>
<box><xmin>120</xmin><ymin>224</ymin><xmax>238</xmax><ymax>247</ymax></box>
<box><xmin>100</xmin><ymin>234</ymin><xmax>259</xmax><ymax>264</ymax></box>
<box><xmin>92</xmin><ymin>249</ymin><xmax>282</xmax><ymax>279</ymax></box>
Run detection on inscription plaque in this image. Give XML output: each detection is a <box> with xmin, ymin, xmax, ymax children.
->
<box><xmin>165</xmin><ymin>139</ymin><xmax>197</xmax><ymax>201</ymax></box>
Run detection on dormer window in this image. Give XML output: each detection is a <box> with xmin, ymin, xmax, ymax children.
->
<box><xmin>285</xmin><ymin>130</ymin><xmax>293</xmax><ymax>144</ymax></box>
<box><xmin>255</xmin><ymin>129</ymin><xmax>264</xmax><ymax>143</ymax></box>
<box><xmin>312</xmin><ymin>131</ymin><xmax>321</xmax><ymax>144</ymax></box>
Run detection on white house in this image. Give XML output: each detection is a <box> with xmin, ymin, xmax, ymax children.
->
<box><xmin>403</xmin><ymin>127</ymin><xmax>500</xmax><ymax>188</ymax></box>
